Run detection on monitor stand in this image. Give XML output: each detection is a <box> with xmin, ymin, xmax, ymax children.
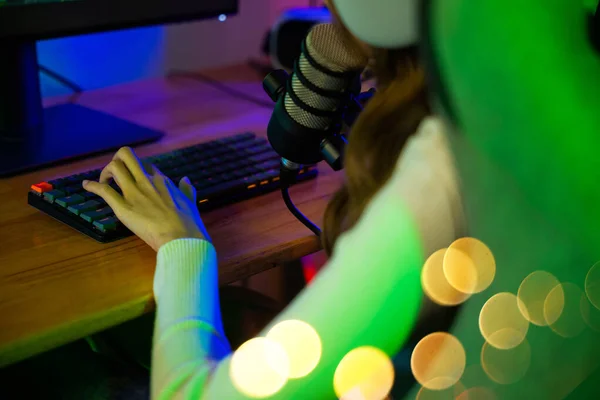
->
<box><xmin>0</xmin><ymin>40</ymin><xmax>164</xmax><ymax>178</ymax></box>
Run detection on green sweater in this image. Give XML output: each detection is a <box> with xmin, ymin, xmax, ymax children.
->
<box><xmin>151</xmin><ymin>117</ymin><xmax>464</xmax><ymax>399</ymax></box>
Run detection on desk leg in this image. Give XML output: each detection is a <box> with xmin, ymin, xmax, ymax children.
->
<box><xmin>281</xmin><ymin>259</ymin><xmax>307</xmax><ymax>304</ymax></box>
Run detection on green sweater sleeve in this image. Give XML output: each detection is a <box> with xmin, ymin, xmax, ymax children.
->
<box><xmin>151</xmin><ymin>116</ymin><xmax>463</xmax><ymax>400</ymax></box>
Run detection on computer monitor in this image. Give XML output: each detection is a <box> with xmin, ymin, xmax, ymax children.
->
<box><xmin>0</xmin><ymin>0</ymin><xmax>238</xmax><ymax>177</ymax></box>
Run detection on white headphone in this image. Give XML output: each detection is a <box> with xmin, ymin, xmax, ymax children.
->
<box><xmin>331</xmin><ymin>0</ymin><xmax>418</xmax><ymax>49</ymax></box>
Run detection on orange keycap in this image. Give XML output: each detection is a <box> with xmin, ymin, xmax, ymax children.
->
<box><xmin>30</xmin><ymin>182</ymin><xmax>53</xmax><ymax>193</ymax></box>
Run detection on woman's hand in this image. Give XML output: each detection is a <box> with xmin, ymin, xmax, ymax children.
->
<box><xmin>82</xmin><ymin>147</ymin><xmax>210</xmax><ymax>252</ymax></box>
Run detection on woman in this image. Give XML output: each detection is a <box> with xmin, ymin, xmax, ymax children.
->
<box><xmin>82</xmin><ymin>0</ymin><xmax>464</xmax><ymax>398</ymax></box>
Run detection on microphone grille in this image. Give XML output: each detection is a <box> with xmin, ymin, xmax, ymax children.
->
<box><xmin>307</xmin><ymin>23</ymin><xmax>369</xmax><ymax>72</ymax></box>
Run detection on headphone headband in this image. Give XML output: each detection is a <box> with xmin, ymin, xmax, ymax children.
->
<box><xmin>332</xmin><ymin>0</ymin><xmax>418</xmax><ymax>48</ymax></box>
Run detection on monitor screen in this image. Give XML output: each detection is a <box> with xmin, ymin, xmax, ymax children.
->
<box><xmin>0</xmin><ymin>0</ymin><xmax>238</xmax><ymax>40</ymax></box>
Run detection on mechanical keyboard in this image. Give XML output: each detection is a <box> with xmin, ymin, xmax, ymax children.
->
<box><xmin>28</xmin><ymin>132</ymin><xmax>318</xmax><ymax>243</ymax></box>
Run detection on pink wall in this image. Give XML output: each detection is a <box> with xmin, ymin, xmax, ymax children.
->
<box><xmin>165</xmin><ymin>0</ymin><xmax>312</xmax><ymax>72</ymax></box>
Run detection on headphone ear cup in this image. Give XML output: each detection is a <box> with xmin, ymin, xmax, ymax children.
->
<box><xmin>332</xmin><ymin>0</ymin><xmax>418</xmax><ymax>48</ymax></box>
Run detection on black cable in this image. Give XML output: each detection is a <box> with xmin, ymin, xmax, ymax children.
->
<box><xmin>282</xmin><ymin>186</ymin><xmax>322</xmax><ymax>237</ymax></box>
<box><xmin>39</xmin><ymin>65</ymin><xmax>83</xmax><ymax>93</ymax></box>
<box><xmin>280</xmin><ymin>165</ymin><xmax>322</xmax><ymax>236</ymax></box>
<box><xmin>168</xmin><ymin>69</ymin><xmax>275</xmax><ymax>109</ymax></box>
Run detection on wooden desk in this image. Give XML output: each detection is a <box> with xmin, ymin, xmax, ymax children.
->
<box><xmin>0</xmin><ymin>64</ymin><xmax>342</xmax><ymax>367</ymax></box>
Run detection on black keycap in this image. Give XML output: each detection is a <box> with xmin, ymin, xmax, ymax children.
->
<box><xmin>245</xmin><ymin>145</ymin><xmax>272</xmax><ymax>155</ymax></box>
<box><xmin>43</xmin><ymin>189</ymin><xmax>66</xmax><ymax>203</ymax></box>
<box><xmin>249</xmin><ymin>151</ymin><xmax>279</xmax><ymax>163</ymax></box>
<box><xmin>187</xmin><ymin>172</ymin><xmax>204</xmax><ymax>182</ymax></box>
<box><xmin>81</xmin><ymin>192</ymin><xmax>106</xmax><ymax>207</ymax></box>
<box><xmin>55</xmin><ymin>194</ymin><xmax>85</xmax><ymax>208</ymax></box>
<box><xmin>222</xmin><ymin>153</ymin><xmax>237</xmax><ymax>162</ymax></box>
<box><xmin>243</xmin><ymin>166</ymin><xmax>260</xmax><ymax>176</ymax></box>
<box><xmin>256</xmin><ymin>159</ymin><xmax>281</xmax><ymax>171</ymax></box>
<box><xmin>169</xmin><ymin>166</ymin><xmax>185</xmax><ymax>176</ymax></box>
<box><xmin>236</xmin><ymin>158</ymin><xmax>254</xmax><ymax>168</ymax></box>
<box><xmin>254</xmin><ymin>169</ymin><xmax>280</xmax><ymax>183</ymax></box>
<box><xmin>210</xmin><ymin>174</ymin><xmax>227</xmax><ymax>185</ymax></box>
<box><xmin>206</xmin><ymin>157</ymin><xmax>222</xmax><ymax>166</ymax></box>
<box><xmin>81</xmin><ymin>207</ymin><xmax>114</xmax><ymax>223</ymax></box>
<box><xmin>203</xmin><ymin>176</ymin><xmax>217</xmax><ymax>186</ymax></box>
<box><xmin>197</xmin><ymin>179</ymin><xmax>250</xmax><ymax>200</ymax></box>
<box><xmin>48</xmin><ymin>178</ymin><xmax>67</xmax><ymax>188</ymax></box>
<box><xmin>147</xmin><ymin>154</ymin><xmax>168</xmax><ymax>163</ymax></box>
<box><xmin>212</xmin><ymin>165</ymin><xmax>227</xmax><ymax>174</ymax></box>
<box><xmin>232</xmin><ymin>169</ymin><xmax>249</xmax><ymax>179</ymax></box>
<box><xmin>192</xmin><ymin>151</ymin><xmax>210</xmax><ymax>161</ymax></box>
<box><xmin>192</xmin><ymin>180</ymin><xmax>211</xmax><ymax>190</ymax></box>
<box><xmin>93</xmin><ymin>216</ymin><xmax>119</xmax><ymax>232</ymax></box>
<box><xmin>65</xmin><ymin>176</ymin><xmax>82</xmax><ymax>185</ymax></box>
<box><xmin>212</xmin><ymin>146</ymin><xmax>230</xmax><ymax>157</ymax></box>
<box><xmin>245</xmin><ymin>138</ymin><xmax>268</xmax><ymax>146</ymax></box>
<box><xmin>82</xmin><ymin>192</ymin><xmax>99</xmax><ymax>200</ymax></box>
<box><xmin>156</xmin><ymin>160</ymin><xmax>177</xmax><ymax>170</ymax></box>
<box><xmin>81</xmin><ymin>170</ymin><xmax>101</xmax><ymax>180</ymax></box>
<box><xmin>63</xmin><ymin>185</ymin><xmax>84</xmax><ymax>195</ymax></box>
<box><xmin>203</xmin><ymin>167</ymin><xmax>218</xmax><ymax>177</ymax></box>
<box><xmin>220</xmin><ymin>173</ymin><xmax>236</xmax><ymax>182</ymax></box>
<box><xmin>82</xmin><ymin>174</ymin><xmax>100</xmax><ymax>182</ymax></box>
<box><xmin>195</xmin><ymin>160</ymin><xmax>211</xmax><ymax>169</ymax></box>
<box><xmin>68</xmin><ymin>200</ymin><xmax>102</xmax><ymax>215</ymax></box>
<box><xmin>229</xmin><ymin>141</ymin><xmax>254</xmax><ymax>151</ymax></box>
<box><xmin>179</xmin><ymin>165</ymin><xmax>197</xmax><ymax>175</ymax></box>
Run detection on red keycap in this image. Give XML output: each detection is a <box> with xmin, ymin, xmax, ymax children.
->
<box><xmin>30</xmin><ymin>182</ymin><xmax>53</xmax><ymax>193</ymax></box>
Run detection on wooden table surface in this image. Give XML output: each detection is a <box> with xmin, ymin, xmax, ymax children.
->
<box><xmin>0</xmin><ymin>64</ymin><xmax>343</xmax><ymax>367</ymax></box>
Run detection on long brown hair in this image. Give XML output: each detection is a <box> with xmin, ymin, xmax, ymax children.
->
<box><xmin>322</xmin><ymin>3</ymin><xmax>431</xmax><ymax>255</ymax></box>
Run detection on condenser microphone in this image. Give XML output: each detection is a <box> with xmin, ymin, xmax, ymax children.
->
<box><xmin>263</xmin><ymin>22</ymin><xmax>368</xmax><ymax>172</ymax></box>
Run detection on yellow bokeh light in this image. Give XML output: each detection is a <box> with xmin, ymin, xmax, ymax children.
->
<box><xmin>544</xmin><ymin>283</ymin><xmax>586</xmax><ymax>338</ymax></box>
<box><xmin>266</xmin><ymin>320</ymin><xmax>322</xmax><ymax>379</ymax></box>
<box><xmin>421</xmin><ymin>248</ymin><xmax>471</xmax><ymax>306</ymax></box>
<box><xmin>481</xmin><ymin>336</ymin><xmax>531</xmax><ymax>385</ymax></box>
<box><xmin>585</xmin><ymin>261</ymin><xmax>600</xmax><ymax>310</ymax></box>
<box><xmin>416</xmin><ymin>381</ymin><xmax>465</xmax><ymax>400</ymax></box>
<box><xmin>580</xmin><ymin>292</ymin><xmax>600</xmax><ymax>332</ymax></box>
<box><xmin>517</xmin><ymin>271</ymin><xmax>561</xmax><ymax>326</ymax></box>
<box><xmin>459</xmin><ymin>364</ymin><xmax>493</xmax><ymax>390</ymax></box>
<box><xmin>338</xmin><ymin>387</ymin><xmax>368</xmax><ymax>400</ymax></box>
<box><xmin>479</xmin><ymin>293</ymin><xmax>529</xmax><ymax>349</ymax></box>
<box><xmin>443</xmin><ymin>237</ymin><xmax>495</xmax><ymax>294</ymax></box>
<box><xmin>410</xmin><ymin>332</ymin><xmax>466</xmax><ymax>390</ymax></box>
<box><xmin>456</xmin><ymin>387</ymin><xmax>496</xmax><ymax>400</ymax></box>
<box><xmin>543</xmin><ymin>283</ymin><xmax>565</xmax><ymax>326</ymax></box>
<box><xmin>333</xmin><ymin>346</ymin><xmax>394</xmax><ymax>400</ymax></box>
<box><xmin>229</xmin><ymin>337</ymin><xmax>289</xmax><ymax>398</ymax></box>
